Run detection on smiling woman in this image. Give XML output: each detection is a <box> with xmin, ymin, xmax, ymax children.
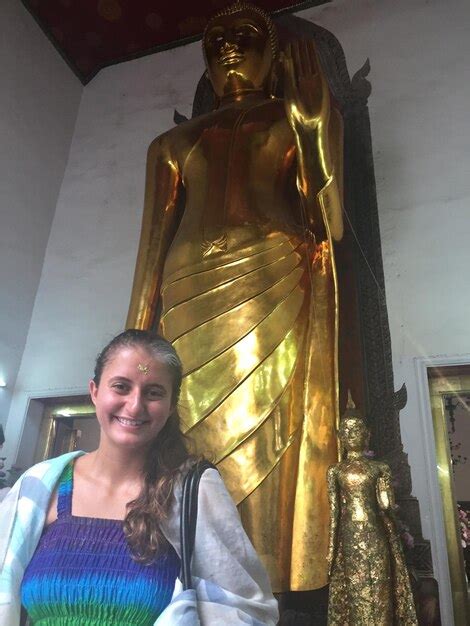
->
<box><xmin>0</xmin><ymin>330</ymin><xmax>278</xmax><ymax>626</ymax></box>
<box><xmin>89</xmin><ymin>343</ymin><xmax>175</xmax><ymax>454</ymax></box>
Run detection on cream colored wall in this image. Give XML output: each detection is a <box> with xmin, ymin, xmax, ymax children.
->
<box><xmin>308</xmin><ymin>3</ymin><xmax>470</xmax><ymax>621</ymax></box>
<box><xmin>307</xmin><ymin>0</ymin><xmax>470</xmax><ymax>531</ymax></box>
<box><xmin>3</xmin><ymin>41</ymin><xmax>205</xmax><ymax>469</ymax></box>
<box><xmin>0</xmin><ymin>0</ymin><xmax>82</xmax><ymax>425</ymax></box>
<box><xmin>3</xmin><ymin>0</ymin><xmax>470</xmax><ymax>619</ymax></box>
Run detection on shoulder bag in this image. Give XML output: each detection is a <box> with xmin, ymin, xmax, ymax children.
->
<box><xmin>154</xmin><ymin>460</ymin><xmax>270</xmax><ymax>625</ymax></box>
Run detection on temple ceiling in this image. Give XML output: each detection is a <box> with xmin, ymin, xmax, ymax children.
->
<box><xmin>22</xmin><ymin>0</ymin><xmax>329</xmax><ymax>84</ymax></box>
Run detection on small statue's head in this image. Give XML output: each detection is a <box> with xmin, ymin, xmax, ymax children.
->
<box><xmin>339</xmin><ymin>416</ymin><xmax>369</xmax><ymax>454</ymax></box>
<box><xmin>203</xmin><ymin>1</ymin><xmax>278</xmax><ymax>100</ymax></box>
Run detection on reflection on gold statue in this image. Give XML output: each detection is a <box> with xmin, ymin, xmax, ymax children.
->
<box><xmin>127</xmin><ymin>1</ymin><xmax>344</xmax><ymax>591</ymax></box>
<box><xmin>327</xmin><ymin>398</ymin><xmax>418</xmax><ymax>625</ymax></box>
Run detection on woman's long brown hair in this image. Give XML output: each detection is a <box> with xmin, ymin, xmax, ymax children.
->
<box><xmin>93</xmin><ymin>329</ymin><xmax>193</xmax><ymax>563</ymax></box>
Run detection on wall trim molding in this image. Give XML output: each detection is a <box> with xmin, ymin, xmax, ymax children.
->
<box><xmin>14</xmin><ymin>387</ymin><xmax>90</xmax><ymax>466</ymax></box>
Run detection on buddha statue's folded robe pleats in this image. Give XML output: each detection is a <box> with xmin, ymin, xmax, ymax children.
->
<box><xmin>160</xmin><ymin>229</ymin><xmax>337</xmax><ymax>591</ymax></box>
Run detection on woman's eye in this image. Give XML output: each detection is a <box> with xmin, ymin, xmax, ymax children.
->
<box><xmin>146</xmin><ymin>388</ymin><xmax>163</xmax><ymax>399</ymax></box>
<box><xmin>112</xmin><ymin>383</ymin><xmax>128</xmax><ymax>392</ymax></box>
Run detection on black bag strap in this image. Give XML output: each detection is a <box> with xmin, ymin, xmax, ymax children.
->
<box><xmin>180</xmin><ymin>460</ymin><xmax>217</xmax><ymax>591</ymax></box>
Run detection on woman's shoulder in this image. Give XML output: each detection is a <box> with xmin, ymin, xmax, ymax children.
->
<box><xmin>27</xmin><ymin>451</ymin><xmax>84</xmax><ymax>473</ymax></box>
<box><xmin>177</xmin><ymin>458</ymin><xmax>219</xmax><ymax>482</ymax></box>
<box><xmin>8</xmin><ymin>451</ymin><xmax>84</xmax><ymax>495</ymax></box>
<box><xmin>170</xmin><ymin>459</ymin><xmax>230</xmax><ymax>513</ymax></box>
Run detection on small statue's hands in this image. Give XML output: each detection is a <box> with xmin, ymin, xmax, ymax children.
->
<box><xmin>283</xmin><ymin>39</ymin><xmax>330</xmax><ymax>134</ymax></box>
<box><xmin>326</xmin><ymin>543</ymin><xmax>335</xmax><ymax>578</ymax></box>
<box><xmin>326</xmin><ymin>465</ymin><xmax>338</xmax><ymax>579</ymax></box>
<box><xmin>376</xmin><ymin>466</ymin><xmax>396</xmax><ymax>512</ymax></box>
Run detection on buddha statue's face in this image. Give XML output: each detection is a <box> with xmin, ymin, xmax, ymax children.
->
<box><xmin>203</xmin><ymin>8</ymin><xmax>274</xmax><ymax>100</ymax></box>
<box><xmin>339</xmin><ymin>417</ymin><xmax>369</xmax><ymax>453</ymax></box>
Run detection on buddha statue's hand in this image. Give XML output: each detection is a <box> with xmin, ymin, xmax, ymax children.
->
<box><xmin>282</xmin><ymin>39</ymin><xmax>335</xmax><ymax>208</ymax></box>
<box><xmin>282</xmin><ymin>39</ymin><xmax>330</xmax><ymax>135</ymax></box>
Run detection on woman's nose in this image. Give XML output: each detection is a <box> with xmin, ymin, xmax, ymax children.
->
<box><xmin>127</xmin><ymin>389</ymin><xmax>144</xmax><ymax>415</ymax></box>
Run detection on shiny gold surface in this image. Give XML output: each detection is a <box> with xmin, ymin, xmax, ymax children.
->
<box><xmin>428</xmin><ymin>374</ymin><xmax>470</xmax><ymax>626</ymax></box>
<box><xmin>127</xmin><ymin>2</ymin><xmax>344</xmax><ymax>591</ymax></box>
<box><xmin>327</xmin><ymin>408</ymin><xmax>417</xmax><ymax>625</ymax></box>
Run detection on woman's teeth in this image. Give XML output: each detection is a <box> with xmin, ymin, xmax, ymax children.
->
<box><xmin>115</xmin><ymin>416</ymin><xmax>146</xmax><ymax>427</ymax></box>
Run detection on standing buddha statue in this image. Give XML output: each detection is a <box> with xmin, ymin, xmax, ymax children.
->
<box><xmin>127</xmin><ymin>1</ymin><xmax>344</xmax><ymax>591</ymax></box>
<box><xmin>327</xmin><ymin>398</ymin><xmax>418</xmax><ymax>624</ymax></box>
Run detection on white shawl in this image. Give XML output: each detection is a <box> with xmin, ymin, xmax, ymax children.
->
<box><xmin>0</xmin><ymin>452</ymin><xmax>278</xmax><ymax>625</ymax></box>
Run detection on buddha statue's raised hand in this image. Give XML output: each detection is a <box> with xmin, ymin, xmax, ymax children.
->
<box><xmin>283</xmin><ymin>40</ymin><xmax>331</xmax><ymax>135</ymax></box>
<box><xmin>282</xmin><ymin>39</ymin><xmax>343</xmax><ymax>241</ymax></box>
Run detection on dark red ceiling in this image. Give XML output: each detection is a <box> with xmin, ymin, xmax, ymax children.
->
<box><xmin>22</xmin><ymin>0</ymin><xmax>328</xmax><ymax>84</ymax></box>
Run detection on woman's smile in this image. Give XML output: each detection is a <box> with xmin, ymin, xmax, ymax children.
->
<box><xmin>89</xmin><ymin>346</ymin><xmax>174</xmax><ymax>450</ymax></box>
<box><xmin>113</xmin><ymin>416</ymin><xmax>149</xmax><ymax>428</ymax></box>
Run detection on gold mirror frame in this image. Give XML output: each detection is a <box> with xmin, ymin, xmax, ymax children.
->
<box><xmin>428</xmin><ymin>371</ymin><xmax>470</xmax><ymax>625</ymax></box>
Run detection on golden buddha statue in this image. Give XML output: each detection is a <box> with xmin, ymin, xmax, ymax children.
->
<box><xmin>327</xmin><ymin>399</ymin><xmax>417</xmax><ymax>625</ymax></box>
<box><xmin>127</xmin><ymin>1</ymin><xmax>344</xmax><ymax>591</ymax></box>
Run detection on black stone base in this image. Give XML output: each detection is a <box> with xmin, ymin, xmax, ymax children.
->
<box><xmin>277</xmin><ymin>588</ymin><xmax>329</xmax><ymax>626</ymax></box>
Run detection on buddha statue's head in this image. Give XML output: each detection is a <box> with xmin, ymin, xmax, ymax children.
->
<box><xmin>203</xmin><ymin>1</ymin><xmax>279</xmax><ymax>101</ymax></box>
<box><xmin>339</xmin><ymin>394</ymin><xmax>370</xmax><ymax>455</ymax></box>
<box><xmin>339</xmin><ymin>416</ymin><xmax>369</xmax><ymax>454</ymax></box>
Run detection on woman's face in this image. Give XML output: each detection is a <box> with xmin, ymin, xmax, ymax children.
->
<box><xmin>339</xmin><ymin>417</ymin><xmax>368</xmax><ymax>453</ymax></box>
<box><xmin>203</xmin><ymin>10</ymin><xmax>273</xmax><ymax>98</ymax></box>
<box><xmin>89</xmin><ymin>346</ymin><xmax>174</xmax><ymax>451</ymax></box>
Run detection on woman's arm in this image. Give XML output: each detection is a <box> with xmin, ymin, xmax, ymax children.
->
<box><xmin>126</xmin><ymin>134</ymin><xmax>183</xmax><ymax>330</ymax></box>
<box><xmin>161</xmin><ymin>469</ymin><xmax>279</xmax><ymax>625</ymax></box>
<box><xmin>0</xmin><ymin>452</ymin><xmax>84</xmax><ymax>626</ymax></box>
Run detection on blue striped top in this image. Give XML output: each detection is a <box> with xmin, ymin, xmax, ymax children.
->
<box><xmin>21</xmin><ymin>462</ymin><xmax>179</xmax><ymax>625</ymax></box>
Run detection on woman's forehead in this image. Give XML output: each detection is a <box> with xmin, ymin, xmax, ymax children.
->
<box><xmin>105</xmin><ymin>345</ymin><xmax>164</xmax><ymax>373</ymax></box>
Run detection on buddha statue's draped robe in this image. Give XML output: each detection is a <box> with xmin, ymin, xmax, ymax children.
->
<box><xmin>156</xmin><ymin>106</ymin><xmax>339</xmax><ymax>586</ymax></box>
<box><xmin>128</xmin><ymin>93</ymin><xmax>342</xmax><ymax>591</ymax></box>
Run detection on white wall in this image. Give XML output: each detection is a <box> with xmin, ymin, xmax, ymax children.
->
<box><xmin>3</xmin><ymin>42</ymin><xmax>204</xmax><ymax>468</ymax></box>
<box><xmin>304</xmin><ymin>0</ymin><xmax>470</xmax><ymax>528</ymax></box>
<box><xmin>4</xmin><ymin>0</ymin><xmax>470</xmax><ymax>617</ymax></box>
<box><xmin>307</xmin><ymin>3</ymin><xmax>470</xmax><ymax>621</ymax></box>
<box><xmin>0</xmin><ymin>0</ymin><xmax>82</xmax><ymax>425</ymax></box>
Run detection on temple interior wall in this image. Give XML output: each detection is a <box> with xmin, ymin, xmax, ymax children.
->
<box><xmin>309</xmin><ymin>0</ymin><xmax>470</xmax><ymax>556</ymax></box>
<box><xmin>2</xmin><ymin>0</ymin><xmax>470</xmax><ymax>613</ymax></box>
<box><xmin>0</xmin><ymin>0</ymin><xmax>82</xmax><ymax>423</ymax></box>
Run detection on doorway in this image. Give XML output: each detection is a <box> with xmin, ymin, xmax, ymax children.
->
<box><xmin>34</xmin><ymin>396</ymin><xmax>99</xmax><ymax>462</ymax></box>
<box><xmin>427</xmin><ymin>365</ymin><xmax>470</xmax><ymax>624</ymax></box>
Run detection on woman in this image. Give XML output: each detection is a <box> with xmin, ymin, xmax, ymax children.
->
<box><xmin>0</xmin><ymin>330</ymin><xmax>278</xmax><ymax>625</ymax></box>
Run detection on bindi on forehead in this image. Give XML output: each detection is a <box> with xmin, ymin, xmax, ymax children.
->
<box><xmin>137</xmin><ymin>362</ymin><xmax>150</xmax><ymax>375</ymax></box>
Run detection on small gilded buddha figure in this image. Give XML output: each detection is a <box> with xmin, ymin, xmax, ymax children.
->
<box><xmin>327</xmin><ymin>398</ymin><xmax>418</xmax><ymax>625</ymax></box>
<box><xmin>127</xmin><ymin>0</ymin><xmax>344</xmax><ymax>591</ymax></box>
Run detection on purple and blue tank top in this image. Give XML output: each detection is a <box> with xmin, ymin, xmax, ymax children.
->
<box><xmin>21</xmin><ymin>462</ymin><xmax>180</xmax><ymax>625</ymax></box>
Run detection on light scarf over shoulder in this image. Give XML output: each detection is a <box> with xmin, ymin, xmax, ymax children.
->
<box><xmin>0</xmin><ymin>453</ymin><xmax>278</xmax><ymax>626</ymax></box>
<box><xmin>0</xmin><ymin>451</ymin><xmax>84</xmax><ymax>625</ymax></box>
